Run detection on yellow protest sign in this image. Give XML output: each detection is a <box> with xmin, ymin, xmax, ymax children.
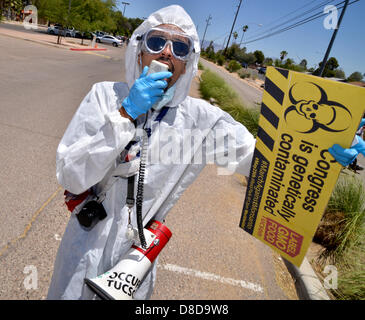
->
<box><xmin>240</xmin><ymin>66</ymin><xmax>365</xmax><ymax>267</ymax></box>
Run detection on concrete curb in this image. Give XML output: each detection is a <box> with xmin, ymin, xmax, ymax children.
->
<box><xmin>283</xmin><ymin>257</ymin><xmax>330</xmax><ymax>300</ymax></box>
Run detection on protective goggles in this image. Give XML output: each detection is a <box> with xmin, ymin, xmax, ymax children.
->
<box><xmin>140</xmin><ymin>27</ymin><xmax>194</xmax><ymax>61</ymax></box>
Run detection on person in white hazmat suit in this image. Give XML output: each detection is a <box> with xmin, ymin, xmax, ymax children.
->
<box><xmin>47</xmin><ymin>4</ymin><xmax>257</xmax><ymax>300</ymax></box>
<box><xmin>47</xmin><ymin>3</ymin><xmax>365</xmax><ymax>300</ymax></box>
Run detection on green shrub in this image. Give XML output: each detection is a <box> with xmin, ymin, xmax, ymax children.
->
<box><xmin>315</xmin><ymin>174</ymin><xmax>365</xmax><ymax>263</ymax></box>
<box><xmin>333</xmin><ymin>239</ymin><xmax>365</xmax><ymax>300</ymax></box>
<box><xmin>198</xmin><ymin>61</ymin><xmax>204</xmax><ymax>70</ymax></box>
<box><xmin>227</xmin><ymin>60</ymin><xmax>241</xmax><ymax>73</ymax></box>
<box><xmin>216</xmin><ymin>54</ymin><xmax>225</xmax><ymax>66</ymax></box>
<box><xmin>199</xmin><ymin>69</ymin><xmax>259</xmax><ymax>136</ymax></box>
<box><xmin>237</xmin><ymin>69</ymin><xmax>249</xmax><ymax>79</ymax></box>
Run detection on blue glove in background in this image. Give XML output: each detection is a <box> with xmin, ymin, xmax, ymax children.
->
<box><xmin>352</xmin><ymin>117</ymin><xmax>365</xmax><ymax>155</ymax></box>
<box><xmin>328</xmin><ymin>118</ymin><xmax>365</xmax><ymax>166</ymax></box>
<box><xmin>122</xmin><ymin>66</ymin><xmax>172</xmax><ymax>120</ymax></box>
<box><xmin>352</xmin><ymin>135</ymin><xmax>365</xmax><ymax>155</ymax></box>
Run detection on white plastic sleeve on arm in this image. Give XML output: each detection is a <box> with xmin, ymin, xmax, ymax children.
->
<box><xmin>209</xmin><ymin>111</ymin><xmax>256</xmax><ymax>177</ymax></box>
<box><xmin>56</xmin><ymin>85</ymin><xmax>135</xmax><ymax>195</ymax></box>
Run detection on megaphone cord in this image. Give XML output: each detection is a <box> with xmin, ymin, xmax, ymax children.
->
<box><xmin>135</xmin><ymin>124</ymin><xmax>149</xmax><ymax>249</ymax></box>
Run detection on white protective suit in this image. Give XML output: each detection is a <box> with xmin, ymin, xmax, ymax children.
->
<box><xmin>47</xmin><ymin>5</ymin><xmax>256</xmax><ymax>300</ymax></box>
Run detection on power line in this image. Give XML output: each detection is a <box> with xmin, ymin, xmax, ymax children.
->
<box><xmin>259</xmin><ymin>0</ymin><xmax>319</xmax><ymax>28</ymax></box>
<box><xmin>209</xmin><ymin>0</ymin><xmax>333</xmax><ymax>45</ymax></box>
<box><xmin>242</xmin><ymin>0</ymin><xmax>360</xmax><ymax>45</ymax></box>
<box><xmin>243</xmin><ymin>0</ymin><xmax>349</xmax><ymax>44</ymax></box>
<box><xmin>246</xmin><ymin>0</ymin><xmax>335</xmax><ymax>40</ymax></box>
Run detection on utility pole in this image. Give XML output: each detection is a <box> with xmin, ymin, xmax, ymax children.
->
<box><xmin>201</xmin><ymin>14</ymin><xmax>212</xmax><ymax>50</ymax></box>
<box><xmin>224</xmin><ymin>0</ymin><xmax>243</xmax><ymax>56</ymax></box>
<box><xmin>318</xmin><ymin>0</ymin><xmax>349</xmax><ymax>77</ymax></box>
<box><xmin>122</xmin><ymin>2</ymin><xmax>130</xmax><ymax>16</ymax></box>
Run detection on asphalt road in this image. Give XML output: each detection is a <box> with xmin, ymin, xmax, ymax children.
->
<box><xmin>0</xmin><ymin>31</ymin><xmax>297</xmax><ymax>300</ymax></box>
<box><xmin>199</xmin><ymin>58</ymin><xmax>263</xmax><ymax>109</ymax></box>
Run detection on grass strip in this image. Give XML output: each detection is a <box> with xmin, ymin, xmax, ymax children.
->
<box><xmin>199</xmin><ymin>68</ymin><xmax>259</xmax><ymax>137</ymax></box>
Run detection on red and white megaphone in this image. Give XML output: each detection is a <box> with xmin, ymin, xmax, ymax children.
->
<box><xmin>84</xmin><ymin>220</ymin><xmax>172</xmax><ymax>300</ymax></box>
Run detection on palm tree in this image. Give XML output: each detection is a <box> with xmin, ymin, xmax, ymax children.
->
<box><xmin>239</xmin><ymin>25</ymin><xmax>248</xmax><ymax>47</ymax></box>
<box><xmin>233</xmin><ymin>31</ymin><xmax>238</xmax><ymax>43</ymax></box>
<box><xmin>280</xmin><ymin>50</ymin><xmax>288</xmax><ymax>63</ymax></box>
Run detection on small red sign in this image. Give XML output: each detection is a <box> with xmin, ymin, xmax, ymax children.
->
<box><xmin>259</xmin><ymin>217</ymin><xmax>303</xmax><ymax>258</ymax></box>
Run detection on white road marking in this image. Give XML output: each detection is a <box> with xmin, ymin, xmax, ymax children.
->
<box><xmin>158</xmin><ymin>263</ymin><xmax>263</xmax><ymax>293</ymax></box>
<box><xmin>54</xmin><ymin>234</ymin><xmax>62</xmax><ymax>241</ymax></box>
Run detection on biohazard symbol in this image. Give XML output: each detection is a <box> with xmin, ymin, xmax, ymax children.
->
<box><xmin>284</xmin><ymin>82</ymin><xmax>352</xmax><ymax>134</ymax></box>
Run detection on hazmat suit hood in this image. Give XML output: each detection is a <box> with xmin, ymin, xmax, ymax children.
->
<box><xmin>125</xmin><ymin>5</ymin><xmax>201</xmax><ymax>108</ymax></box>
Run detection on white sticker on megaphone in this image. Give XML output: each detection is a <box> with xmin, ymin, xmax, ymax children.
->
<box><xmin>134</xmin><ymin>228</ymin><xmax>156</xmax><ymax>249</ymax></box>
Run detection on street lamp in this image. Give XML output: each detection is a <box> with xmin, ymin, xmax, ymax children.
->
<box><xmin>122</xmin><ymin>2</ymin><xmax>130</xmax><ymax>17</ymax></box>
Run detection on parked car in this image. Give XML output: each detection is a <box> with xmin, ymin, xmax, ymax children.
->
<box><xmin>95</xmin><ymin>35</ymin><xmax>122</xmax><ymax>47</ymax></box>
<box><xmin>75</xmin><ymin>31</ymin><xmax>93</xmax><ymax>40</ymax></box>
<box><xmin>258</xmin><ymin>67</ymin><xmax>267</xmax><ymax>75</ymax></box>
<box><xmin>240</xmin><ymin>61</ymin><xmax>248</xmax><ymax>68</ymax></box>
<box><xmin>94</xmin><ymin>31</ymin><xmax>107</xmax><ymax>38</ymax></box>
<box><xmin>47</xmin><ymin>25</ymin><xmax>75</xmax><ymax>37</ymax></box>
<box><xmin>115</xmin><ymin>35</ymin><xmax>125</xmax><ymax>42</ymax></box>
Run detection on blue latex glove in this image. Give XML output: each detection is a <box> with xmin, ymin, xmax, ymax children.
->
<box><xmin>328</xmin><ymin>144</ymin><xmax>358</xmax><ymax>167</ymax></box>
<box><xmin>122</xmin><ymin>66</ymin><xmax>172</xmax><ymax>119</ymax></box>
<box><xmin>352</xmin><ymin>135</ymin><xmax>365</xmax><ymax>155</ymax></box>
<box><xmin>328</xmin><ymin>118</ymin><xmax>365</xmax><ymax>166</ymax></box>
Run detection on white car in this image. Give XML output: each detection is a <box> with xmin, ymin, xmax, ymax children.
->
<box><xmin>95</xmin><ymin>35</ymin><xmax>122</xmax><ymax>47</ymax></box>
<box><xmin>47</xmin><ymin>25</ymin><xmax>75</xmax><ymax>37</ymax></box>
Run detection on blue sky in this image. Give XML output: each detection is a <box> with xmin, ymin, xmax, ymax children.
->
<box><xmin>118</xmin><ymin>0</ymin><xmax>365</xmax><ymax>78</ymax></box>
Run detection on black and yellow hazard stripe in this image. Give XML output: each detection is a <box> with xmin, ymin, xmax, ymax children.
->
<box><xmin>257</xmin><ymin>67</ymin><xmax>290</xmax><ymax>154</ymax></box>
<box><xmin>240</xmin><ymin>67</ymin><xmax>291</xmax><ymax>234</ymax></box>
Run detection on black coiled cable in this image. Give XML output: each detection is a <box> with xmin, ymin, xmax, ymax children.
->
<box><xmin>136</xmin><ymin>128</ymin><xmax>148</xmax><ymax>249</ymax></box>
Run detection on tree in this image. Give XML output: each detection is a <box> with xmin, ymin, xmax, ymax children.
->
<box><xmin>313</xmin><ymin>57</ymin><xmax>339</xmax><ymax>77</ymax></box>
<box><xmin>2</xmin><ymin>0</ymin><xmax>23</xmax><ymax>19</ymax></box>
<box><xmin>280</xmin><ymin>50</ymin><xmax>288</xmax><ymax>62</ymax></box>
<box><xmin>239</xmin><ymin>25</ymin><xmax>248</xmax><ymax>47</ymax></box>
<box><xmin>253</xmin><ymin>50</ymin><xmax>264</xmax><ymax>65</ymax></box>
<box><xmin>326</xmin><ymin>57</ymin><xmax>339</xmax><ymax>71</ymax></box>
<box><xmin>225</xmin><ymin>43</ymin><xmax>241</xmax><ymax>60</ymax></box>
<box><xmin>347</xmin><ymin>71</ymin><xmax>363</xmax><ymax>82</ymax></box>
<box><xmin>233</xmin><ymin>31</ymin><xmax>238</xmax><ymax>43</ymax></box>
<box><xmin>284</xmin><ymin>58</ymin><xmax>294</xmax><ymax>69</ymax></box>
<box><xmin>264</xmin><ymin>57</ymin><xmax>273</xmax><ymax>66</ymax></box>
<box><xmin>299</xmin><ymin>59</ymin><xmax>308</xmax><ymax>70</ymax></box>
<box><xmin>333</xmin><ymin>68</ymin><xmax>346</xmax><ymax>79</ymax></box>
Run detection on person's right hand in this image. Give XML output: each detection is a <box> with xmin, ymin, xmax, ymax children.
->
<box><xmin>122</xmin><ymin>66</ymin><xmax>172</xmax><ymax>120</ymax></box>
<box><xmin>328</xmin><ymin>118</ymin><xmax>365</xmax><ymax>166</ymax></box>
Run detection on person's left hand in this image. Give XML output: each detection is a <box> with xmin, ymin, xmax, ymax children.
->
<box><xmin>329</xmin><ymin>118</ymin><xmax>365</xmax><ymax>166</ymax></box>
